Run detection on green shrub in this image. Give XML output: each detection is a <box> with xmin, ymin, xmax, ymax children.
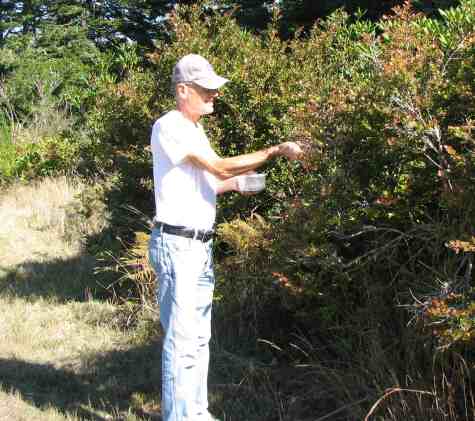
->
<box><xmin>0</xmin><ymin>114</ymin><xmax>16</xmax><ymax>180</ymax></box>
<box><xmin>4</xmin><ymin>136</ymin><xmax>82</xmax><ymax>179</ymax></box>
<box><xmin>0</xmin><ymin>25</ymin><xmax>100</xmax><ymax>118</ymax></box>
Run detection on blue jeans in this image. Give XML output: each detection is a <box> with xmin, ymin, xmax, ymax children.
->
<box><xmin>148</xmin><ymin>227</ymin><xmax>215</xmax><ymax>421</ymax></box>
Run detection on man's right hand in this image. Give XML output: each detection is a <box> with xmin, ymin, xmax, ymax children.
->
<box><xmin>277</xmin><ymin>142</ymin><xmax>304</xmax><ymax>160</ymax></box>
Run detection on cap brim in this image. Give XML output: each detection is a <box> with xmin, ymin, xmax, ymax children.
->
<box><xmin>193</xmin><ymin>75</ymin><xmax>229</xmax><ymax>90</ymax></box>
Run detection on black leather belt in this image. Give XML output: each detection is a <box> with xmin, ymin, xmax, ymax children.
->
<box><xmin>154</xmin><ymin>221</ymin><xmax>214</xmax><ymax>243</ymax></box>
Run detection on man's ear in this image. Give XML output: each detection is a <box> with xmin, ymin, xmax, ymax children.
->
<box><xmin>176</xmin><ymin>83</ymin><xmax>188</xmax><ymax>100</ymax></box>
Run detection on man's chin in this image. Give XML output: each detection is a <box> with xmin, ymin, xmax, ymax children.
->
<box><xmin>201</xmin><ymin>104</ymin><xmax>214</xmax><ymax>115</ymax></box>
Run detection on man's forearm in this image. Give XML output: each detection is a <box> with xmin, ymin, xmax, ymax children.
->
<box><xmin>213</xmin><ymin>146</ymin><xmax>279</xmax><ymax>176</ymax></box>
<box><xmin>187</xmin><ymin>154</ymin><xmax>234</xmax><ymax>179</ymax></box>
<box><xmin>188</xmin><ymin>141</ymin><xmax>302</xmax><ymax>180</ymax></box>
<box><xmin>188</xmin><ymin>145</ymin><xmax>279</xmax><ymax>180</ymax></box>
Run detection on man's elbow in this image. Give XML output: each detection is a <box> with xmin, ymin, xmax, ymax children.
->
<box><xmin>211</xmin><ymin>159</ymin><xmax>233</xmax><ymax>179</ymax></box>
<box><xmin>189</xmin><ymin>154</ymin><xmax>232</xmax><ymax>180</ymax></box>
<box><xmin>214</xmin><ymin>169</ymin><xmax>234</xmax><ymax>180</ymax></box>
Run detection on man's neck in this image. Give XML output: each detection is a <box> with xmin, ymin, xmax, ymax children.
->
<box><xmin>176</xmin><ymin>104</ymin><xmax>200</xmax><ymax>125</ymax></box>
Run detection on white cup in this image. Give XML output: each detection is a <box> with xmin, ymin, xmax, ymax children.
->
<box><xmin>237</xmin><ymin>173</ymin><xmax>266</xmax><ymax>192</ymax></box>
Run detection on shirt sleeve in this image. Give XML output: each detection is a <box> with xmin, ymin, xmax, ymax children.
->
<box><xmin>152</xmin><ymin>119</ymin><xmax>196</xmax><ymax>166</ymax></box>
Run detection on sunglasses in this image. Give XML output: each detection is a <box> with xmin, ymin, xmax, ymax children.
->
<box><xmin>185</xmin><ymin>82</ymin><xmax>219</xmax><ymax>96</ymax></box>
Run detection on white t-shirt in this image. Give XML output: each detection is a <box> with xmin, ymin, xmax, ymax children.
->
<box><xmin>151</xmin><ymin>110</ymin><xmax>219</xmax><ymax>231</ymax></box>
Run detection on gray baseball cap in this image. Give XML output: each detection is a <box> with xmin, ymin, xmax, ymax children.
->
<box><xmin>172</xmin><ymin>54</ymin><xmax>229</xmax><ymax>90</ymax></box>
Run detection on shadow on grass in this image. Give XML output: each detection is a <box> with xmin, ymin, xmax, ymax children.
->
<box><xmin>0</xmin><ymin>340</ymin><xmax>284</xmax><ymax>421</ymax></box>
<box><xmin>0</xmin><ymin>230</ymin><xmax>164</xmax><ymax>419</ymax></box>
<box><xmin>0</xmin><ymin>339</ymin><xmax>163</xmax><ymax>420</ymax></box>
<box><xmin>0</xmin><ymin>254</ymin><xmax>104</xmax><ymax>302</ymax></box>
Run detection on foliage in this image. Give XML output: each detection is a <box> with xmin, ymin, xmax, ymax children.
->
<box><xmin>2</xmin><ymin>136</ymin><xmax>80</xmax><ymax>179</ymax></box>
<box><xmin>86</xmin><ymin>46</ymin><xmax>157</xmax><ymax>150</ymax></box>
<box><xmin>0</xmin><ymin>22</ymin><xmax>109</xmax><ymax>182</ymax></box>
<box><xmin>0</xmin><ymin>113</ymin><xmax>15</xmax><ymax>180</ymax></box>
<box><xmin>279</xmin><ymin>0</ymin><xmax>462</xmax><ymax>36</ymax></box>
<box><xmin>98</xmin><ymin>228</ymin><xmax>156</xmax><ymax>308</ymax></box>
<box><xmin>0</xmin><ymin>21</ymin><xmax>103</xmax><ymax>181</ymax></box>
<box><xmin>0</xmin><ymin>25</ymin><xmax>100</xmax><ymax>117</ymax></box>
<box><xmin>0</xmin><ymin>0</ymin><xmax>175</xmax><ymax>50</ymax></box>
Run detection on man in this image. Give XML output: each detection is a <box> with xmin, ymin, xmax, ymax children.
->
<box><xmin>148</xmin><ymin>54</ymin><xmax>302</xmax><ymax>421</ymax></box>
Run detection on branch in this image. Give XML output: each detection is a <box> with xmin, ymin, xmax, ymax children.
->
<box><xmin>364</xmin><ymin>388</ymin><xmax>435</xmax><ymax>421</ymax></box>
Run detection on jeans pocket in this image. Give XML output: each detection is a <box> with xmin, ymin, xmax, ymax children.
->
<box><xmin>166</xmin><ymin>234</ymin><xmax>194</xmax><ymax>253</ymax></box>
<box><xmin>148</xmin><ymin>228</ymin><xmax>163</xmax><ymax>273</ymax></box>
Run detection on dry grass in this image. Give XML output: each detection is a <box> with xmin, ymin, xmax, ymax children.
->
<box><xmin>0</xmin><ymin>298</ymin><xmax>124</xmax><ymax>365</ymax></box>
<box><xmin>0</xmin><ymin>176</ymin><xmax>107</xmax><ymax>268</ymax></box>
<box><xmin>0</xmin><ymin>387</ymin><xmax>76</xmax><ymax>421</ymax></box>
<box><xmin>0</xmin><ymin>177</ymin><xmax>153</xmax><ymax>421</ymax></box>
<box><xmin>0</xmin><ymin>295</ymin><xmax>151</xmax><ymax>421</ymax></box>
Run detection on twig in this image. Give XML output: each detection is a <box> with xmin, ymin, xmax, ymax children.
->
<box><xmin>441</xmin><ymin>30</ymin><xmax>475</xmax><ymax>75</ymax></box>
<box><xmin>327</xmin><ymin>225</ymin><xmax>377</xmax><ymax>240</ymax></box>
<box><xmin>423</xmin><ymin>152</ymin><xmax>442</xmax><ymax>169</ymax></box>
<box><xmin>455</xmin><ymin>254</ymin><xmax>469</xmax><ymax>277</ymax></box>
<box><xmin>409</xmin><ymin>288</ymin><xmax>425</xmax><ymax>306</ymax></box>
<box><xmin>465</xmin><ymin>254</ymin><xmax>473</xmax><ymax>290</ymax></box>
<box><xmin>342</xmin><ymin>232</ymin><xmax>406</xmax><ymax>269</ymax></box>
<box><xmin>364</xmin><ymin>387</ymin><xmax>435</xmax><ymax>421</ymax></box>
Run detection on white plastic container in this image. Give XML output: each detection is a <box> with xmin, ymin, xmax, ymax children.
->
<box><xmin>237</xmin><ymin>173</ymin><xmax>266</xmax><ymax>192</ymax></box>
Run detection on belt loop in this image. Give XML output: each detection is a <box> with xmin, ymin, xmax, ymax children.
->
<box><xmin>192</xmin><ymin>228</ymin><xmax>198</xmax><ymax>241</ymax></box>
<box><xmin>159</xmin><ymin>222</ymin><xmax>163</xmax><ymax>235</ymax></box>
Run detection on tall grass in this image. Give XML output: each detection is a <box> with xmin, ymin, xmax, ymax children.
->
<box><xmin>0</xmin><ymin>176</ymin><xmax>110</xmax><ymax>299</ymax></box>
<box><xmin>0</xmin><ymin>113</ymin><xmax>17</xmax><ymax>179</ymax></box>
<box><xmin>0</xmin><ymin>177</ymin><xmax>107</xmax><ymax>262</ymax></box>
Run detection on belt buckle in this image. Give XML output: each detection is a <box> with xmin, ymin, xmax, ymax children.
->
<box><xmin>198</xmin><ymin>230</ymin><xmax>207</xmax><ymax>242</ymax></box>
<box><xmin>193</xmin><ymin>229</ymin><xmax>210</xmax><ymax>242</ymax></box>
<box><xmin>202</xmin><ymin>230</ymin><xmax>213</xmax><ymax>242</ymax></box>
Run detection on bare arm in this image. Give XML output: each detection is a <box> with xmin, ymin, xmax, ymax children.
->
<box><xmin>216</xmin><ymin>177</ymin><xmax>239</xmax><ymax>194</ymax></box>
<box><xmin>187</xmin><ymin>142</ymin><xmax>302</xmax><ymax>180</ymax></box>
